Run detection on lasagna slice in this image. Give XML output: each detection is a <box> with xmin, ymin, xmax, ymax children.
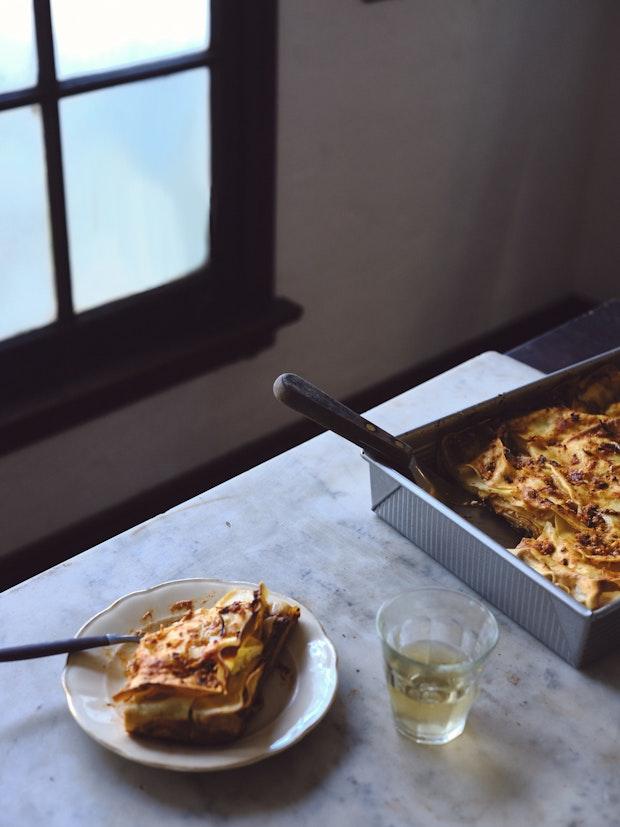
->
<box><xmin>512</xmin><ymin>519</ymin><xmax>620</xmax><ymax>610</ymax></box>
<box><xmin>441</xmin><ymin>368</ymin><xmax>620</xmax><ymax>609</ymax></box>
<box><xmin>113</xmin><ymin>583</ymin><xmax>299</xmax><ymax>744</ymax></box>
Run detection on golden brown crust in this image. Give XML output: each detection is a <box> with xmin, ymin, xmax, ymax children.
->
<box><xmin>510</xmin><ymin>519</ymin><xmax>620</xmax><ymax>610</ymax></box>
<box><xmin>114</xmin><ymin>584</ymin><xmax>300</xmax><ymax>743</ymax></box>
<box><xmin>442</xmin><ymin>369</ymin><xmax>620</xmax><ymax>610</ymax></box>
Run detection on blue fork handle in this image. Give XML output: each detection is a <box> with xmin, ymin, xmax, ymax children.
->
<box><xmin>0</xmin><ymin>634</ymin><xmax>140</xmax><ymax>662</ymax></box>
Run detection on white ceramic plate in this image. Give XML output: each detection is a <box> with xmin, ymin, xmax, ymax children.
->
<box><xmin>62</xmin><ymin>578</ymin><xmax>338</xmax><ymax>772</ymax></box>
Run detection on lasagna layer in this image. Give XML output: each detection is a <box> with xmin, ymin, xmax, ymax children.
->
<box><xmin>442</xmin><ymin>369</ymin><xmax>620</xmax><ymax>609</ymax></box>
<box><xmin>113</xmin><ymin>584</ymin><xmax>300</xmax><ymax>744</ymax></box>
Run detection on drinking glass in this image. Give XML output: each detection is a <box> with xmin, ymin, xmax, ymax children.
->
<box><xmin>376</xmin><ymin>587</ymin><xmax>498</xmax><ymax>745</ymax></box>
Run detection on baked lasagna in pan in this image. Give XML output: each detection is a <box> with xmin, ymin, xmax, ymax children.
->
<box><xmin>113</xmin><ymin>584</ymin><xmax>299</xmax><ymax>744</ymax></box>
<box><xmin>442</xmin><ymin>366</ymin><xmax>620</xmax><ymax>610</ymax></box>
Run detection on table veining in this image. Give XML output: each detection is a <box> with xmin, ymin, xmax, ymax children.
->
<box><xmin>1</xmin><ymin>352</ymin><xmax>619</xmax><ymax>827</ymax></box>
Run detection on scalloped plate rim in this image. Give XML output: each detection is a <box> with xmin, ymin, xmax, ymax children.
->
<box><xmin>62</xmin><ymin>578</ymin><xmax>338</xmax><ymax>772</ymax></box>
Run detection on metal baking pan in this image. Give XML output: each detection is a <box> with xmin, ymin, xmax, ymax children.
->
<box><xmin>364</xmin><ymin>347</ymin><xmax>620</xmax><ymax>668</ymax></box>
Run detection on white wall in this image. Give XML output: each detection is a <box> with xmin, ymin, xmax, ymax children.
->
<box><xmin>276</xmin><ymin>0</ymin><xmax>611</xmax><ymax>390</ymax></box>
<box><xmin>573</xmin><ymin>4</ymin><xmax>620</xmax><ymax>299</ymax></box>
<box><xmin>1</xmin><ymin>0</ymin><xmax>614</xmax><ymax>558</ymax></box>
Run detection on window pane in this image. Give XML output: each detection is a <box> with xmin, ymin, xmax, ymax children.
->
<box><xmin>0</xmin><ymin>107</ymin><xmax>56</xmax><ymax>340</ymax></box>
<box><xmin>51</xmin><ymin>0</ymin><xmax>210</xmax><ymax>79</ymax></box>
<box><xmin>61</xmin><ymin>69</ymin><xmax>210</xmax><ymax>312</ymax></box>
<box><xmin>0</xmin><ymin>0</ymin><xmax>37</xmax><ymax>93</ymax></box>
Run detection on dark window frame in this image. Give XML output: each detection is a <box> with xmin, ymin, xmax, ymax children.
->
<box><xmin>0</xmin><ymin>0</ymin><xmax>300</xmax><ymax>455</ymax></box>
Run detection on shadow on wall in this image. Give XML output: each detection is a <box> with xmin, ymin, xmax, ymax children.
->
<box><xmin>438</xmin><ymin>2</ymin><xmax>606</xmax><ymax>322</ymax></box>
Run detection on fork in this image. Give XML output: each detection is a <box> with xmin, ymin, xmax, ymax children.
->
<box><xmin>0</xmin><ymin>634</ymin><xmax>141</xmax><ymax>662</ymax></box>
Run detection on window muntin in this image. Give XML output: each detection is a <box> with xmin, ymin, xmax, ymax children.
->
<box><xmin>0</xmin><ymin>1</ymin><xmax>214</xmax><ymax>339</ymax></box>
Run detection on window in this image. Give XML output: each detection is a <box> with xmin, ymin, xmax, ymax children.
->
<box><xmin>0</xmin><ymin>1</ymin><xmax>299</xmax><ymax>451</ymax></box>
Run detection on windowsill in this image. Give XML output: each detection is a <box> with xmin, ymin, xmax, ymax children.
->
<box><xmin>0</xmin><ymin>295</ymin><xmax>301</xmax><ymax>456</ymax></box>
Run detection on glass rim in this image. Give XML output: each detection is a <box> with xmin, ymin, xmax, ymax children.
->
<box><xmin>376</xmin><ymin>586</ymin><xmax>499</xmax><ymax>671</ymax></box>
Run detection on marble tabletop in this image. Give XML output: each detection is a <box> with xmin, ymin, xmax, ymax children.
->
<box><xmin>2</xmin><ymin>351</ymin><xmax>619</xmax><ymax>827</ymax></box>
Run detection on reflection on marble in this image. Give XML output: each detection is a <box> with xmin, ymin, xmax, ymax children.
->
<box><xmin>2</xmin><ymin>353</ymin><xmax>619</xmax><ymax>826</ymax></box>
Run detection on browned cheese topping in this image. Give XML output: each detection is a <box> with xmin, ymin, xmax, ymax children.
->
<box><xmin>442</xmin><ymin>366</ymin><xmax>620</xmax><ymax>609</ymax></box>
<box><xmin>112</xmin><ymin>584</ymin><xmax>301</xmax><ymax>745</ymax></box>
